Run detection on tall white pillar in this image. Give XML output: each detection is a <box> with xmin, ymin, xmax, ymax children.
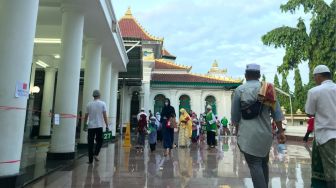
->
<box><xmin>48</xmin><ymin>2</ymin><xmax>84</xmax><ymax>159</ymax></box>
<box><xmin>139</xmin><ymin>92</ymin><xmax>144</xmax><ymax>110</ymax></box>
<box><xmin>99</xmin><ymin>59</ymin><xmax>111</xmax><ymax>114</ymax></box>
<box><xmin>0</xmin><ymin>0</ymin><xmax>39</xmax><ymax>183</ymax></box>
<box><xmin>79</xmin><ymin>39</ymin><xmax>102</xmax><ymax>144</ymax></box>
<box><xmin>119</xmin><ymin>83</ymin><xmax>125</xmax><ymax>130</ymax></box>
<box><xmin>143</xmin><ymin>82</ymin><xmax>150</xmax><ymax>113</ymax></box>
<box><xmin>29</xmin><ymin>62</ymin><xmax>37</xmax><ymax>93</ymax></box>
<box><xmin>109</xmin><ymin>69</ymin><xmax>119</xmax><ymax>137</ymax></box>
<box><xmin>170</xmin><ymin>90</ymin><xmax>178</xmax><ymax>113</ymax></box>
<box><xmin>123</xmin><ymin>92</ymin><xmax>131</xmax><ymax>125</ymax></box>
<box><xmin>39</xmin><ymin>66</ymin><xmax>57</xmax><ymax>137</ymax></box>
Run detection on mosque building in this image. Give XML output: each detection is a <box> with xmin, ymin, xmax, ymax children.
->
<box><xmin>117</xmin><ymin>8</ymin><xmax>242</xmax><ymax>129</ymax></box>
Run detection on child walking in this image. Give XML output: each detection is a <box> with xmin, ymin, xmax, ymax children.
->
<box><xmin>148</xmin><ymin>116</ymin><xmax>158</xmax><ymax>152</ymax></box>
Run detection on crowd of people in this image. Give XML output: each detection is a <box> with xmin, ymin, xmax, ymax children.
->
<box><xmin>82</xmin><ymin>63</ymin><xmax>335</xmax><ymax>188</ymax></box>
<box><xmin>133</xmin><ymin>103</ymin><xmax>234</xmax><ymax>155</ymax></box>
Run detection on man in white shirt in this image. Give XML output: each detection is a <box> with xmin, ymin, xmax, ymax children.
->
<box><xmin>305</xmin><ymin>65</ymin><xmax>336</xmax><ymax>188</ymax></box>
<box><xmin>84</xmin><ymin>90</ymin><xmax>109</xmax><ymax>164</ymax></box>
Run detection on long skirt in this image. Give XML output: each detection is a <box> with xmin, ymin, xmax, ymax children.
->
<box><xmin>178</xmin><ymin>127</ymin><xmax>189</xmax><ymax>147</ymax></box>
<box><xmin>137</xmin><ymin>131</ymin><xmax>145</xmax><ymax>147</ymax></box>
<box><xmin>162</xmin><ymin>123</ymin><xmax>174</xmax><ymax>149</ymax></box>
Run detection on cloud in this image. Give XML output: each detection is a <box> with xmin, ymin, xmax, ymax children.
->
<box><xmin>114</xmin><ymin>0</ymin><xmax>312</xmax><ymax>90</ymax></box>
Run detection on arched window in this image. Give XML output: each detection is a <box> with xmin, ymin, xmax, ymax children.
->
<box><xmin>179</xmin><ymin>95</ymin><xmax>191</xmax><ymax>116</ymax></box>
<box><xmin>154</xmin><ymin>94</ymin><xmax>166</xmax><ymax>114</ymax></box>
<box><xmin>205</xmin><ymin>95</ymin><xmax>217</xmax><ymax>115</ymax></box>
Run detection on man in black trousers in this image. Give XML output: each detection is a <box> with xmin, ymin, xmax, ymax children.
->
<box><xmin>84</xmin><ymin>90</ymin><xmax>109</xmax><ymax>164</ymax></box>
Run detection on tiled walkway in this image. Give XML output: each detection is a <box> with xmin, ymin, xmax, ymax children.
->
<box><xmin>25</xmin><ymin>136</ymin><xmax>312</xmax><ymax>188</ymax></box>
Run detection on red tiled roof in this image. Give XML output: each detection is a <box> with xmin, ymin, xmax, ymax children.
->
<box><xmin>152</xmin><ymin>73</ymin><xmax>239</xmax><ymax>84</ymax></box>
<box><xmin>118</xmin><ymin>8</ymin><xmax>162</xmax><ymax>41</ymax></box>
<box><xmin>162</xmin><ymin>48</ymin><xmax>175</xmax><ymax>57</ymax></box>
<box><xmin>154</xmin><ymin>59</ymin><xmax>190</xmax><ymax>70</ymax></box>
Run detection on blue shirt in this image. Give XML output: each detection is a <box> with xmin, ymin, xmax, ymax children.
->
<box><xmin>231</xmin><ymin>80</ymin><xmax>284</xmax><ymax>157</ymax></box>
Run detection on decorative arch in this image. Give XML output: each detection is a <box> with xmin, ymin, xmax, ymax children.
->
<box><xmin>154</xmin><ymin>94</ymin><xmax>166</xmax><ymax>114</ymax></box>
<box><xmin>205</xmin><ymin>95</ymin><xmax>217</xmax><ymax>115</ymax></box>
<box><xmin>179</xmin><ymin>94</ymin><xmax>191</xmax><ymax>116</ymax></box>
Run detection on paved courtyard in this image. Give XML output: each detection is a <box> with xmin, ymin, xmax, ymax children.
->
<box><xmin>26</xmin><ymin>135</ymin><xmax>312</xmax><ymax>188</ymax></box>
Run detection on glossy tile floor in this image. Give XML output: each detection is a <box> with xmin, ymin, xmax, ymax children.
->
<box><xmin>26</xmin><ymin>136</ymin><xmax>312</xmax><ymax>188</ymax></box>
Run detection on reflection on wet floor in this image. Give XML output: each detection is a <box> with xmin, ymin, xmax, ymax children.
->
<box><xmin>26</xmin><ymin>136</ymin><xmax>312</xmax><ymax>188</ymax></box>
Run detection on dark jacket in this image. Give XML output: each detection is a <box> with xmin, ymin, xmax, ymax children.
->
<box><xmin>160</xmin><ymin>99</ymin><xmax>176</xmax><ymax>122</ymax></box>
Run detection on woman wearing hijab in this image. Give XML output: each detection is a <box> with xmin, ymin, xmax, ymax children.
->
<box><xmin>191</xmin><ymin>112</ymin><xmax>200</xmax><ymax>144</ymax></box>
<box><xmin>160</xmin><ymin>98</ymin><xmax>176</xmax><ymax>156</ymax></box>
<box><xmin>178</xmin><ymin>108</ymin><xmax>192</xmax><ymax>147</ymax></box>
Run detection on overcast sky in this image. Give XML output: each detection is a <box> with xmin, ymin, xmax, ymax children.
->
<box><xmin>112</xmin><ymin>0</ymin><xmax>333</xmax><ymax>90</ymax></box>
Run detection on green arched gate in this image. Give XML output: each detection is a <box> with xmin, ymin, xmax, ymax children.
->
<box><xmin>179</xmin><ymin>95</ymin><xmax>191</xmax><ymax>116</ymax></box>
<box><xmin>205</xmin><ymin>95</ymin><xmax>217</xmax><ymax>115</ymax></box>
<box><xmin>154</xmin><ymin>94</ymin><xmax>166</xmax><ymax>114</ymax></box>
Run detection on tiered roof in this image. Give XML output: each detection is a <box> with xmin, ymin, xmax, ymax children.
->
<box><xmin>118</xmin><ymin>8</ymin><xmax>163</xmax><ymax>41</ymax></box>
<box><xmin>154</xmin><ymin>59</ymin><xmax>191</xmax><ymax>71</ymax></box>
<box><xmin>162</xmin><ymin>48</ymin><xmax>176</xmax><ymax>59</ymax></box>
<box><xmin>119</xmin><ymin>8</ymin><xmax>242</xmax><ymax>87</ymax></box>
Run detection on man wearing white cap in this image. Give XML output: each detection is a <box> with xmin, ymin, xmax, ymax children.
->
<box><xmin>231</xmin><ymin>63</ymin><xmax>285</xmax><ymax>188</ymax></box>
<box><xmin>305</xmin><ymin>65</ymin><xmax>336</xmax><ymax>188</ymax></box>
<box><xmin>205</xmin><ymin>105</ymin><xmax>217</xmax><ymax>148</ymax></box>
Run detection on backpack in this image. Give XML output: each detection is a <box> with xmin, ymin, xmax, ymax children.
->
<box><xmin>241</xmin><ymin>100</ymin><xmax>263</xmax><ymax>120</ymax></box>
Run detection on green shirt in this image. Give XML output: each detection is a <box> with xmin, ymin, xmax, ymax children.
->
<box><xmin>206</xmin><ymin>111</ymin><xmax>217</xmax><ymax>132</ymax></box>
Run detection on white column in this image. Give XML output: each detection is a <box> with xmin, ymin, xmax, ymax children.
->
<box><xmin>79</xmin><ymin>39</ymin><xmax>102</xmax><ymax>144</ymax></box>
<box><xmin>99</xmin><ymin>59</ymin><xmax>111</xmax><ymax>113</ymax></box>
<box><xmin>0</xmin><ymin>0</ymin><xmax>39</xmax><ymax>177</ymax></box>
<box><xmin>48</xmin><ymin>3</ymin><xmax>84</xmax><ymax>157</ymax></box>
<box><xmin>192</xmin><ymin>91</ymin><xmax>202</xmax><ymax>117</ymax></box>
<box><xmin>139</xmin><ymin>92</ymin><xmax>144</xmax><ymax>110</ymax></box>
<box><xmin>39</xmin><ymin>66</ymin><xmax>57</xmax><ymax>137</ymax></box>
<box><xmin>119</xmin><ymin>83</ymin><xmax>125</xmax><ymax>129</ymax></box>
<box><xmin>123</xmin><ymin>92</ymin><xmax>131</xmax><ymax>125</ymax></box>
<box><xmin>143</xmin><ymin>82</ymin><xmax>150</xmax><ymax>112</ymax></box>
<box><xmin>109</xmin><ymin>69</ymin><xmax>119</xmax><ymax>137</ymax></box>
<box><xmin>170</xmin><ymin>90</ymin><xmax>178</xmax><ymax>113</ymax></box>
<box><xmin>29</xmin><ymin>62</ymin><xmax>37</xmax><ymax>93</ymax></box>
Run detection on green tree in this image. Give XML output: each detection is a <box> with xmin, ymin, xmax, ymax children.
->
<box><xmin>281</xmin><ymin>73</ymin><xmax>291</xmax><ymax>113</ymax></box>
<box><xmin>294</xmin><ymin>68</ymin><xmax>305</xmax><ymax>112</ymax></box>
<box><xmin>262</xmin><ymin>74</ymin><xmax>266</xmax><ymax>81</ymax></box>
<box><xmin>273</xmin><ymin>74</ymin><xmax>280</xmax><ymax>88</ymax></box>
<box><xmin>262</xmin><ymin>0</ymin><xmax>336</xmax><ymax>82</ymax></box>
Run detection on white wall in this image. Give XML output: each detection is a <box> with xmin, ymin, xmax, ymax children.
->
<box><xmin>150</xmin><ymin>88</ymin><xmax>233</xmax><ymax>119</ymax></box>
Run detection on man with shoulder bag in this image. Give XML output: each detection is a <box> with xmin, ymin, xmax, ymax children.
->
<box><xmin>231</xmin><ymin>64</ymin><xmax>286</xmax><ymax>188</ymax></box>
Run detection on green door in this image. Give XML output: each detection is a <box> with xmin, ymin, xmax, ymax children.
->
<box><xmin>154</xmin><ymin>94</ymin><xmax>166</xmax><ymax>114</ymax></box>
<box><xmin>205</xmin><ymin>95</ymin><xmax>217</xmax><ymax>115</ymax></box>
<box><xmin>179</xmin><ymin>95</ymin><xmax>191</xmax><ymax>116</ymax></box>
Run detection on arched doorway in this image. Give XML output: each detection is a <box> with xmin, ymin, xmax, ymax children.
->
<box><xmin>179</xmin><ymin>95</ymin><xmax>191</xmax><ymax>116</ymax></box>
<box><xmin>154</xmin><ymin>94</ymin><xmax>166</xmax><ymax>114</ymax></box>
<box><xmin>205</xmin><ymin>95</ymin><xmax>217</xmax><ymax>115</ymax></box>
<box><xmin>130</xmin><ymin>91</ymin><xmax>140</xmax><ymax>131</ymax></box>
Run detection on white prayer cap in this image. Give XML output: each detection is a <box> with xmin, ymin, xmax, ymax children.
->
<box><xmin>246</xmin><ymin>64</ymin><xmax>260</xmax><ymax>71</ymax></box>
<box><xmin>313</xmin><ymin>65</ymin><xmax>330</xmax><ymax>74</ymax></box>
<box><xmin>206</xmin><ymin>105</ymin><xmax>212</xmax><ymax>109</ymax></box>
